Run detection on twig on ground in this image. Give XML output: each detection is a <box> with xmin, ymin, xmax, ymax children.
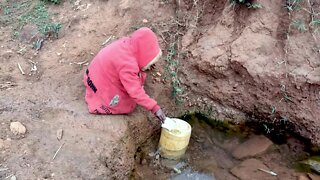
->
<box><xmin>307</xmin><ymin>0</ymin><xmax>315</xmax><ymax>22</ymax></box>
<box><xmin>258</xmin><ymin>168</ymin><xmax>277</xmax><ymax>176</ymax></box>
<box><xmin>5</xmin><ymin>174</ymin><xmax>13</xmax><ymax>179</ymax></box>
<box><xmin>17</xmin><ymin>46</ymin><xmax>27</xmax><ymax>55</ymax></box>
<box><xmin>0</xmin><ymin>82</ymin><xmax>15</xmax><ymax>89</ymax></box>
<box><xmin>75</xmin><ymin>60</ymin><xmax>88</xmax><ymax>65</ymax></box>
<box><xmin>29</xmin><ymin>60</ymin><xmax>38</xmax><ymax>72</ymax></box>
<box><xmin>101</xmin><ymin>35</ymin><xmax>114</xmax><ymax>46</ymax></box>
<box><xmin>52</xmin><ymin>143</ymin><xmax>65</xmax><ymax>160</ymax></box>
<box><xmin>17</xmin><ymin>63</ymin><xmax>25</xmax><ymax>75</ymax></box>
<box><xmin>158</xmin><ymin>31</ymin><xmax>168</xmax><ymax>44</ymax></box>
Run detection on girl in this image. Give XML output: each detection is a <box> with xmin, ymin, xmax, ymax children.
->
<box><xmin>84</xmin><ymin>27</ymin><xmax>166</xmax><ymax>122</ymax></box>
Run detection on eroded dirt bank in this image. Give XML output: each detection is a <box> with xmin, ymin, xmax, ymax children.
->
<box><xmin>173</xmin><ymin>0</ymin><xmax>320</xmax><ymax>145</ymax></box>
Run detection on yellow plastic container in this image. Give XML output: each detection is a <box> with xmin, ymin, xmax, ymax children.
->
<box><xmin>159</xmin><ymin>118</ymin><xmax>192</xmax><ymax>160</ymax></box>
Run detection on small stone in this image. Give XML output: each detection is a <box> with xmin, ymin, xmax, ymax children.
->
<box><xmin>230</xmin><ymin>159</ymin><xmax>277</xmax><ymax>180</ymax></box>
<box><xmin>232</xmin><ymin>135</ymin><xmax>273</xmax><ymax>159</ymax></box>
<box><xmin>148</xmin><ymin>152</ymin><xmax>155</xmax><ymax>157</ymax></box>
<box><xmin>142</xmin><ymin>19</ymin><xmax>148</xmax><ymax>23</ymax></box>
<box><xmin>173</xmin><ymin>167</ymin><xmax>181</xmax><ymax>174</ymax></box>
<box><xmin>57</xmin><ymin>52</ymin><xmax>62</xmax><ymax>56</ymax></box>
<box><xmin>298</xmin><ymin>175</ymin><xmax>309</xmax><ymax>180</ymax></box>
<box><xmin>156</xmin><ymin>72</ymin><xmax>162</xmax><ymax>76</ymax></box>
<box><xmin>56</xmin><ymin>129</ymin><xmax>63</xmax><ymax>141</ymax></box>
<box><xmin>155</xmin><ymin>77</ymin><xmax>161</xmax><ymax>82</ymax></box>
<box><xmin>10</xmin><ymin>175</ymin><xmax>17</xmax><ymax>180</ymax></box>
<box><xmin>10</xmin><ymin>122</ymin><xmax>26</xmax><ymax>135</ymax></box>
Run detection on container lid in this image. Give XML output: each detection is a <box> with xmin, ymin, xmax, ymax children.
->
<box><xmin>162</xmin><ymin>118</ymin><xmax>191</xmax><ymax>137</ymax></box>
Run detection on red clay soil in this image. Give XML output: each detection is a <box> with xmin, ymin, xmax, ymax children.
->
<box><xmin>0</xmin><ymin>0</ymin><xmax>319</xmax><ymax>179</ymax></box>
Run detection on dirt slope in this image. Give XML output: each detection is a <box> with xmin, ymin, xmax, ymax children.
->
<box><xmin>0</xmin><ymin>0</ymin><xmax>170</xmax><ymax>179</ymax></box>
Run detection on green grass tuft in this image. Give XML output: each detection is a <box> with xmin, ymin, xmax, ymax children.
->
<box><xmin>164</xmin><ymin>43</ymin><xmax>184</xmax><ymax>104</ymax></box>
<box><xmin>291</xmin><ymin>20</ymin><xmax>307</xmax><ymax>32</ymax></box>
<box><xmin>42</xmin><ymin>0</ymin><xmax>62</xmax><ymax>4</ymax></box>
<box><xmin>0</xmin><ymin>1</ymin><xmax>62</xmax><ymax>38</ymax></box>
<box><xmin>229</xmin><ymin>0</ymin><xmax>263</xmax><ymax>9</ymax></box>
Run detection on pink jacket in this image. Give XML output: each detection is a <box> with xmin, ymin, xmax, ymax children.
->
<box><xmin>84</xmin><ymin>27</ymin><xmax>161</xmax><ymax>114</ymax></box>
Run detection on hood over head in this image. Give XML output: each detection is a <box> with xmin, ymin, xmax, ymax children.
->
<box><xmin>130</xmin><ymin>27</ymin><xmax>161</xmax><ymax>70</ymax></box>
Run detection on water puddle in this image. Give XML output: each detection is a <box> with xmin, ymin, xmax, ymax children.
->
<box><xmin>131</xmin><ymin>113</ymin><xmax>320</xmax><ymax>180</ymax></box>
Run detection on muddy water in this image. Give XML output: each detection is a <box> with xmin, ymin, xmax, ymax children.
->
<box><xmin>131</xmin><ymin>114</ymin><xmax>320</xmax><ymax>180</ymax></box>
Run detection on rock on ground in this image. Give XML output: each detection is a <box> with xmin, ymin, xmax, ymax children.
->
<box><xmin>232</xmin><ymin>135</ymin><xmax>273</xmax><ymax>159</ymax></box>
<box><xmin>56</xmin><ymin>129</ymin><xmax>63</xmax><ymax>141</ymax></box>
<box><xmin>10</xmin><ymin>122</ymin><xmax>26</xmax><ymax>135</ymax></box>
<box><xmin>230</xmin><ymin>158</ymin><xmax>277</xmax><ymax>180</ymax></box>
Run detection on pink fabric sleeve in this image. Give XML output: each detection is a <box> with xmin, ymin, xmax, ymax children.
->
<box><xmin>151</xmin><ymin>105</ymin><xmax>160</xmax><ymax>114</ymax></box>
<box><xmin>119</xmin><ymin>66</ymin><xmax>159</xmax><ymax>112</ymax></box>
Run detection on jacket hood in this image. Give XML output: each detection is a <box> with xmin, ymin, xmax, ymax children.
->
<box><xmin>129</xmin><ymin>27</ymin><xmax>161</xmax><ymax>70</ymax></box>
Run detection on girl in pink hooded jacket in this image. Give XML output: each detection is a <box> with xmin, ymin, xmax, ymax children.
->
<box><xmin>84</xmin><ymin>27</ymin><xmax>166</xmax><ymax>122</ymax></box>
